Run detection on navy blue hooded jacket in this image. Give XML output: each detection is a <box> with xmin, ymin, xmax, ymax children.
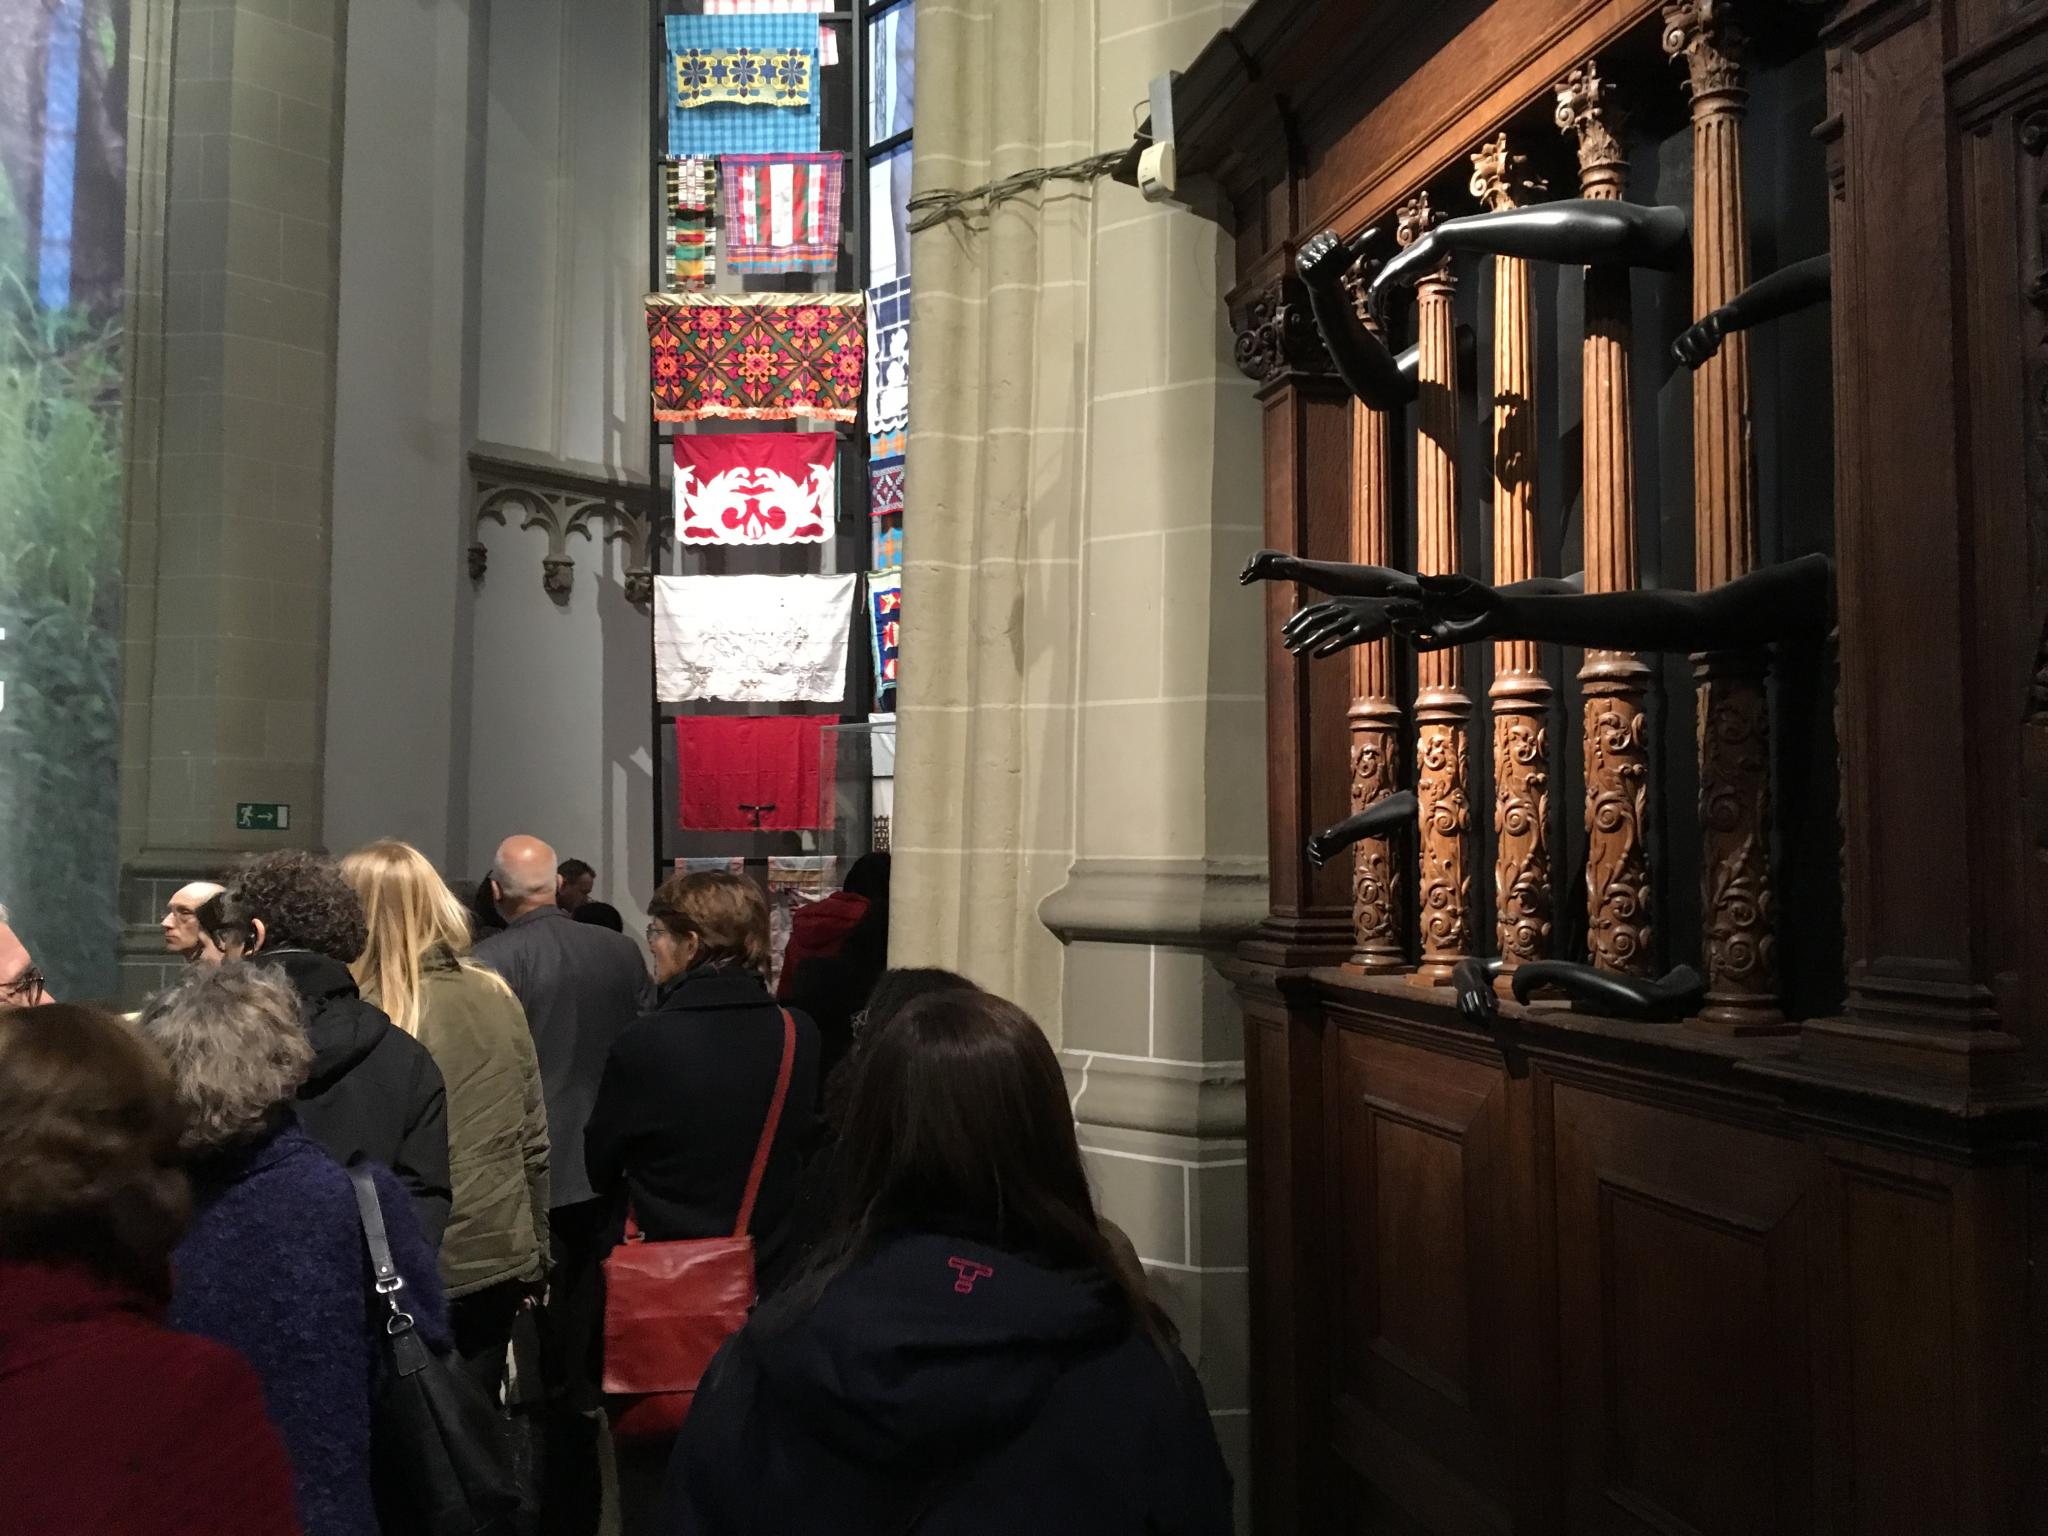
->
<box><xmin>662</xmin><ymin>1232</ymin><xmax>1233</xmax><ymax>1534</ymax></box>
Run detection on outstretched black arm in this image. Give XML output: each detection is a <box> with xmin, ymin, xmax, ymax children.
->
<box><xmin>1306</xmin><ymin>790</ymin><xmax>1417</xmax><ymax>870</ymax></box>
<box><xmin>1673</xmin><ymin>253</ymin><xmax>1831</xmax><ymax>369</ymax></box>
<box><xmin>1281</xmin><ymin>573</ymin><xmax>1584</xmax><ymax>659</ymax></box>
<box><xmin>1369</xmin><ymin>200</ymin><xmax>1689</xmax><ymax>324</ymax></box>
<box><xmin>1401</xmin><ymin>553</ymin><xmax>1833</xmax><ymax>653</ymax></box>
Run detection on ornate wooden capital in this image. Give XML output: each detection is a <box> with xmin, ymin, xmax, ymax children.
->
<box><xmin>1469</xmin><ymin>133</ymin><xmax>1545</xmax><ymax>212</ymax></box>
<box><xmin>1338</xmin><ymin>237</ymin><xmax>1387</xmax><ymax>334</ymax></box>
<box><xmin>1662</xmin><ymin>0</ymin><xmax>1745</xmax><ymax>106</ymax></box>
<box><xmin>1553</xmin><ymin>60</ymin><xmax>1627</xmax><ymax>195</ymax></box>
<box><xmin>1231</xmin><ymin>276</ymin><xmax>1334</xmax><ymax>387</ymax></box>
<box><xmin>1394</xmin><ymin>191</ymin><xmax>1437</xmax><ymax>249</ymax></box>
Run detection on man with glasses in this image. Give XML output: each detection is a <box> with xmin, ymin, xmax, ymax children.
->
<box><xmin>0</xmin><ymin>905</ymin><xmax>50</xmax><ymax>1007</ymax></box>
<box><xmin>160</xmin><ymin>880</ymin><xmax>226</xmax><ymax>964</ymax></box>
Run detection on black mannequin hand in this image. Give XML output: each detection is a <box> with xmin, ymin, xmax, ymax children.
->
<box><xmin>1509</xmin><ymin>961</ymin><xmax>1706</xmax><ymax>1021</ymax></box>
<box><xmin>1240</xmin><ymin>549</ymin><xmax>1293</xmax><ymax>586</ymax></box>
<box><xmin>1296</xmin><ymin>227</ymin><xmax>1376</xmax><ymax>290</ymax></box>
<box><xmin>1305</xmin><ymin>789</ymin><xmax>1417</xmax><ymax>870</ymax></box>
<box><xmin>1672</xmin><ymin>305</ymin><xmax>1733</xmax><ymax>368</ymax></box>
<box><xmin>1453</xmin><ymin>957</ymin><xmax>1504</xmax><ymax>1026</ymax></box>
<box><xmin>1282</xmin><ymin>597</ymin><xmax>1421</xmax><ymax>658</ymax></box>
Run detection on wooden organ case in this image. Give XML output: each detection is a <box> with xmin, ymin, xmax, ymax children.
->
<box><xmin>1172</xmin><ymin>0</ymin><xmax>2048</xmax><ymax>1530</ymax></box>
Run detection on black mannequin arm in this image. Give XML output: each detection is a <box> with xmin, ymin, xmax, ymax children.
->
<box><xmin>1282</xmin><ymin>572</ymin><xmax>1583</xmax><ymax>659</ymax></box>
<box><xmin>1305</xmin><ymin>790</ymin><xmax>1417</xmax><ymax>870</ymax></box>
<box><xmin>1510</xmin><ymin>961</ymin><xmax>1706</xmax><ymax>1021</ymax></box>
<box><xmin>1298</xmin><ymin>231</ymin><xmax>1413</xmax><ymax>408</ymax></box>
<box><xmin>1673</xmin><ymin>253</ymin><xmax>1831</xmax><ymax>369</ymax></box>
<box><xmin>1369</xmin><ymin>200</ymin><xmax>1689</xmax><ymax>324</ymax></box>
<box><xmin>1239</xmin><ymin>550</ymin><xmax>1424</xmax><ymax>600</ymax></box>
<box><xmin>1401</xmin><ymin>553</ymin><xmax>1833</xmax><ymax>653</ymax></box>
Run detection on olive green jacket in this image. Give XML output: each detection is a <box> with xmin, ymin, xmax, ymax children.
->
<box><xmin>411</xmin><ymin>952</ymin><xmax>551</xmax><ymax>1297</ymax></box>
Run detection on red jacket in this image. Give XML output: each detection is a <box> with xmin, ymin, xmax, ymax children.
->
<box><xmin>775</xmin><ymin>890</ymin><xmax>870</xmax><ymax>998</ymax></box>
<box><xmin>0</xmin><ymin>1257</ymin><xmax>301</xmax><ymax>1535</ymax></box>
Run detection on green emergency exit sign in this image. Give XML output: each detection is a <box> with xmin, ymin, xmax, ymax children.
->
<box><xmin>236</xmin><ymin>802</ymin><xmax>290</xmax><ymax>831</ymax></box>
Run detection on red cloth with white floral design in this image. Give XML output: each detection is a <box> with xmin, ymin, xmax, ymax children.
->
<box><xmin>674</xmin><ymin>431</ymin><xmax>835</xmax><ymax>545</ymax></box>
<box><xmin>646</xmin><ymin>292</ymin><xmax>864</xmax><ymax>423</ymax></box>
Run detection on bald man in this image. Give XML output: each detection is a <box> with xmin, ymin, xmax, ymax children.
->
<box><xmin>161</xmin><ymin>880</ymin><xmax>225</xmax><ymax>962</ymax></box>
<box><xmin>474</xmin><ymin>833</ymin><xmax>647</xmax><ymax>1486</ymax></box>
<box><xmin>0</xmin><ymin>906</ymin><xmax>50</xmax><ymax>1006</ymax></box>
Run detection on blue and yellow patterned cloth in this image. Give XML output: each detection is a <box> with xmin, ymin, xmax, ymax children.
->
<box><xmin>665</xmin><ymin>14</ymin><xmax>820</xmax><ymax>157</ymax></box>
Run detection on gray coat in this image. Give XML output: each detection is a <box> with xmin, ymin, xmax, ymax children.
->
<box><xmin>474</xmin><ymin>907</ymin><xmax>649</xmax><ymax>1207</ymax></box>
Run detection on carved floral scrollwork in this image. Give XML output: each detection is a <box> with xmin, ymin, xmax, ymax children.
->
<box><xmin>1231</xmin><ymin>278</ymin><xmax>1333</xmax><ymax>386</ymax></box>
<box><xmin>1662</xmin><ymin>0</ymin><xmax>1745</xmax><ymax>103</ymax></box>
<box><xmin>1493</xmin><ymin>710</ymin><xmax>1551</xmax><ymax>965</ymax></box>
<box><xmin>1349</xmin><ymin>722</ymin><xmax>1403</xmax><ymax>963</ymax></box>
<box><xmin>1583</xmin><ymin>685</ymin><xmax>1654</xmax><ymax>975</ymax></box>
<box><xmin>1697</xmin><ymin>664</ymin><xmax>1779</xmax><ymax>1001</ymax></box>
<box><xmin>1416</xmin><ymin>719</ymin><xmax>1472</xmax><ymax>969</ymax></box>
<box><xmin>469</xmin><ymin>451</ymin><xmax>664</xmax><ymax>607</ymax></box>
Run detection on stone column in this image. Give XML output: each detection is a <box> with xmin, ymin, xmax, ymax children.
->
<box><xmin>118</xmin><ymin>0</ymin><xmax>349</xmax><ymax>1000</ymax></box>
<box><xmin>1556</xmin><ymin>61</ymin><xmax>1656</xmax><ymax>977</ymax></box>
<box><xmin>1664</xmin><ymin>0</ymin><xmax>1784</xmax><ymax>1029</ymax></box>
<box><xmin>1341</xmin><ymin>260</ymin><xmax>1406</xmax><ymax>973</ymax></box>
<box><xmin>1402</xmin><ymin>192</ymin><xmax>1473</xmax><ymax>986</ymax></box>
<box><xmin>1036</xmin><ymin>5</ymin><xmax>1267</xmax><ymax>1518</ymax></box>
<box><xmin>1470</xmin><ymin>135</ymin><xmax>1551</xmax><ymax>972</ymax></box>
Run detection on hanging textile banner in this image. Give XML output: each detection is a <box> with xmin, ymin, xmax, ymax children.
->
<box><xmin>865</xmin><ymin>276</ymin><xmax>910</xmax><ymax>459</ymax></box>
<box><xmin>867</xmin><ymin>456</ymin><xmax>904</xmax><ymax>518</ymax></box>
<box><xmin>662</xmin><ymin>157</ymin><xmax>719</xmax><ymax>292</ymax></box>
<box><xmin>673</xmin><ymin>431</ymin><xmax>835</xmax><ymax>546</ymax></box>
<box><xmin>872</xmin><ymin>520</ymin><xmax>902</xmax><ymax>571</ymax></box>
<box><xmin>675</xmin><ymin>715</ymin><xmax>836</xmax><ymax>832</ymax></box>
<box><xmin>654</xmin><ymin>571</ymin><xmax>858</xmax><ymax>703</ymax></box>
<box><xmin>718</xmin><ymin>153</ymin><xmax>843</xmax><ymax>275</ymax></box>
<box><xmin>676</xmin><ymin>856</ymin><xmax>745</xmax><ymax>877</ymax></box>
<box><xmin>645</xmin><ymin>292</ymin><xmax>864</xmax><ymax>423</ymax></box>
<box><xmin>868</xmin><ymin>571</ymin><xmax>900</xmax><ymax>694</ymax></box>
<box><xmin>702</xmin><ymin>0</ymin><xmax>830</xmax><ymax>10</ymax></box>
<box><xmin>665</xmin><ymin>15</ymin><xmax>820</xmax><ymax>157</ymax></box>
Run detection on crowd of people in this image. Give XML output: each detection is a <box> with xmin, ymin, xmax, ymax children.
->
<box><xmin>0</xmin><ymin>837</ymin><xmax>1234</xmax><ymax>1535</ymax></box>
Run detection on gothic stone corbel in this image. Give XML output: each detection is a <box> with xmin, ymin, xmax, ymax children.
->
<box><xmin>468</xmin><ymin>450</ymin><xmax>662</xmax><ymax>607</ymax></box>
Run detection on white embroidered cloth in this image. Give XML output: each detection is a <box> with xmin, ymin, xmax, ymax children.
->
<box><xmin>654</xmin><ymin>572</ymin><xmax>857</xmax><ymax>703</ymax></box>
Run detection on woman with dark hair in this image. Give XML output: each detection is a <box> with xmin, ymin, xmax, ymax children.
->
<box><xmin>216</xmin><ymin>852</ymin><xmax>451</xmax><ymax>1242</ymax></box>
<box><xmin>0</xmin><ymin>1003</ymin><xmax>302</xmax><ymax>1535</ymax></box>
<box><xmin>138</xmin><ymin>964</ymin><xmax>449</xmax><ymax>1536</ymax></box>
<box><xmin>662</xmin><ymin>990</ymin><xmax>1234</xmax><ymax>1535</ymax></box>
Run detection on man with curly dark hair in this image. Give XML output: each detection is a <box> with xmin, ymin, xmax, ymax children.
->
<box><xmin>224</xmin><ymin>850</ymin><xmax>451</xmax><ymax>1244</ymax></box>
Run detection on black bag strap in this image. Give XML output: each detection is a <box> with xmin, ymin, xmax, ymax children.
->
<box><xmin>350</xmin><ymin>1164</ymin><xmax>430</xmax><ymax>1374</ymax></box>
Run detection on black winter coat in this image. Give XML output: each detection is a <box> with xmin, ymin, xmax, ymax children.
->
<box><xmin>584</xmin><ymin>967</ymin><xmax>819</xmax><ymax>1293</ymax></box>
<box><xmin>662</xmin><ymin>1232</ymin><xmax>1234</xmax><ymax>1535</ymax></box>
<box><xmin>260</xmin><ymin>948</ymin><xmax>452</xmax><ymax>1246</ymax></box>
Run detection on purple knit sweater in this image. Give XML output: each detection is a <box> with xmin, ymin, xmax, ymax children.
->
<box><xmin>167</xmin><ymin>1121</ymin><xmax>448</xmax><ymax>1536</ymax></box>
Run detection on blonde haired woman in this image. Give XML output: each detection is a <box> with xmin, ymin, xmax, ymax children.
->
<box><xmin>342</xmin><ymin>838</ymin><xmax>550</xmax><ymax>1395</ymax></box>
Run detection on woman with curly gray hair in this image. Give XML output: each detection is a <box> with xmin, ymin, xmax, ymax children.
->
<box><xmin>218</xmin><ymin>849</ymin><xmax>452</xmax><ymax>1244</ymax></box>
<box><xmin>140</xmin><ymin>963</ymin><xmax>449</xmax><ymax>1536</ymax></box>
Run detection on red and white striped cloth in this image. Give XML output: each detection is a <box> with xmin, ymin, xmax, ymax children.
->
<box><xmin>718</xmin><ymin>152</ymin><xmax>843</xmax><ymax>274</ymax></box>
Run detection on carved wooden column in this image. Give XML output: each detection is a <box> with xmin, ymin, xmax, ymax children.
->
<box><xmin>1556</xmin><ymin>62</ymin><xmax>1655</xmax><ymax>977</ymax></box>
<box><xmin>1340</xmin><ymin>261</ymin><xmax>1407</xmax><ymax>972</ymax></box>
<box><xmin>1470</xmin><ymin>136</ymin><xmax>1551</xmax><ymax>971</ymax></box>
<box><xmin>1402</xmin><ymin>193</ymin><xmax>1473</xmax><ymax>985</ymax></box>
<box><xmin>1665</xmin><ymin>1</ymin><xmax>1783</xmax><ymax>1030</ymax></box>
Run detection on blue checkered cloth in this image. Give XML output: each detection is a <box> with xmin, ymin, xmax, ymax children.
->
<box><xmin>666</xmin><ymin>14</ymin><xmax>820</xmax><ymax>157</ymax></box>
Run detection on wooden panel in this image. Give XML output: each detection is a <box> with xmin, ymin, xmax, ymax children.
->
<box><xmin>1326</xmin><ymin>1026</ymin><xmax>1520</xmax><ymax>1532</ymax></box>
<box><xmin>1549</xmin><ymin>1078</ymin><xmax>1812</xmax><ymax>1535</ymax></box>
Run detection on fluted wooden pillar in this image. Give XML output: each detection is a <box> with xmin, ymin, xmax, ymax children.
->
<box><xmin>1470</xmin><ymin>136</ymin><xmax>1551</xmax><ymax>970</ymax></box>
<box><xmin>1402</xmin><ymin>193</ymin><xmax>1472</xmax><ymax>985</ymax></box>
<box><xmin>1556</xmin><ymin>62</ymin><xmax>1655</xmax><ymax>977</ymax></box>
<box><xmin>1344</xmin><ymin>265</ymin><xmax>1406</xmax><ymax>972</ymax></box>
<box><xmin>1665</xmin><ymin>1</ymin><xmax>1783</xmax><ymax>1029</ymax></box>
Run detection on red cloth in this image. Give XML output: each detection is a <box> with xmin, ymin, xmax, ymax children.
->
<box><xmin>674</xmin><ymin>431</ymin><xmax>835</xmax><ymax>545</ymax></box>
<box><xmin>773</xmin><ymin>888</ymin><xmax>870</xmax><ymax>998</ymax></box>
<box><xmin>0</xmin><ymin>1258</ymin><xmax>302</xmax><ymax>1535</ymax></box>
<box><xmin>678</xmin><ymin>715</ymin><xmax>837</xmax><ymax>831</ymax></box>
